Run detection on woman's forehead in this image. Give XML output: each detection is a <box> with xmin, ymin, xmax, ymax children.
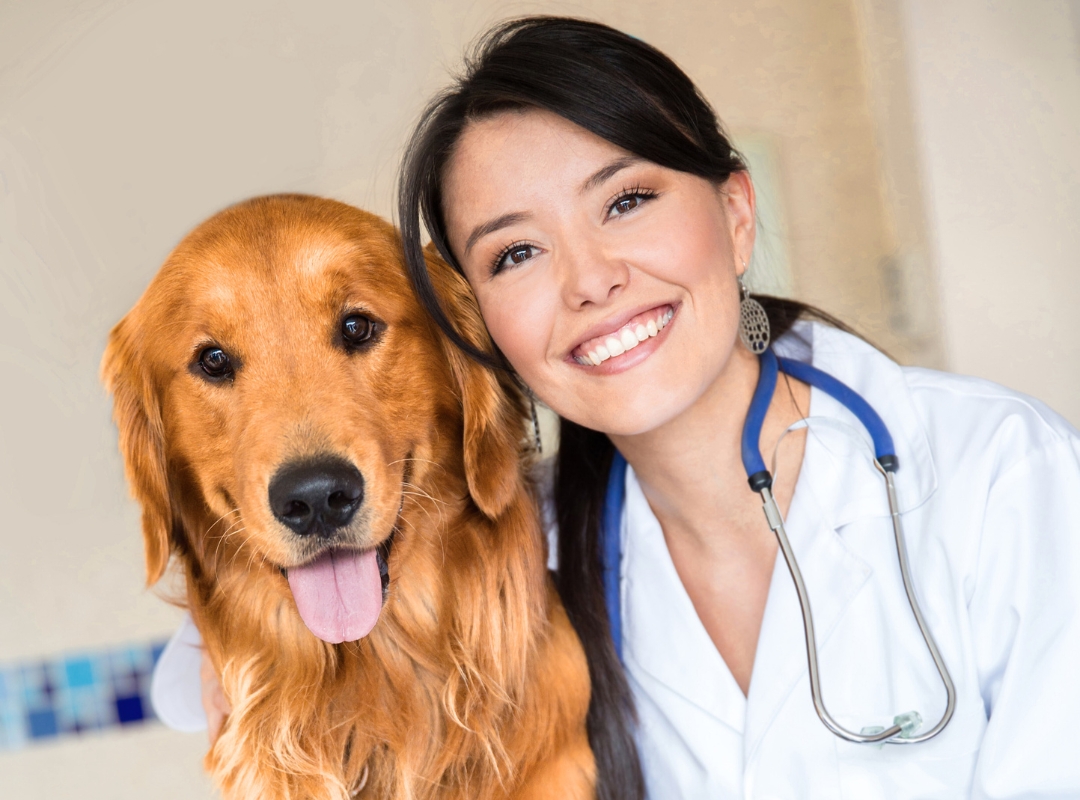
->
<box><xmin>453</xmin><ymin>112</ymin><xmax>632</xmax><ymax>184</ymax></box>
<box><xmin>444</xmin><ymin>110</ymin><xmax>637</xmax><ymax>226</ymax></box>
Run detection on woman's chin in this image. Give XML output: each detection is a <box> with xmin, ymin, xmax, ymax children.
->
<box><xmin>557</xmin><ymin>387</ymin><xmax>702</xmax><ymax>440</ymax></box>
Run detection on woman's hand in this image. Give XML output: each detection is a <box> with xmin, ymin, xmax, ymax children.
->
<box><xmin>200</xmin><ymin>649</ymin><xmax>231</xmax><ymax>744</ymax></box>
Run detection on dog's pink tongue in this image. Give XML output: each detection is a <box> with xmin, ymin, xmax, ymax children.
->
<box><xmin>287</xmin><ymin>549</ymin><xmax>382</xmax><ymax>643</ymax></box>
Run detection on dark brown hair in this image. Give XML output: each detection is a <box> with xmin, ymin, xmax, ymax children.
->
<box><xmin>397</xmin><ymin>16</ymin><xmax>836</xmax><ymax>798</ymax></box>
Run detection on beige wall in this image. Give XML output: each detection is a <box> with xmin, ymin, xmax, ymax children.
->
<box><xmin>897</xmin><ymin>0</ymin><xmax>1080</xmax><ymax>424</ymax></box>
<box><xmin>0</xmin><ymin>0</ymin><xmax>1073</xmax><ymax>796</ymax></box>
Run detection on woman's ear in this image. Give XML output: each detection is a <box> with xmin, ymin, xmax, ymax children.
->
<box><xmin>101</xmin><ymin>315</ymin><xmax>174</xmax><ymax>584</ymax></box>
<box><xmin>425</xmin><ymin>244</ymin><xmax>526</xmax><ymax>519</ymax></box>
<box><xmin>724</xmin><ymin>170</ymin><xmax>757</xmax><ymax>273</ymax></box>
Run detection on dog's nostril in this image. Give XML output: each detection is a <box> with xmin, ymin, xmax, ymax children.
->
<box><xmin>282</xmin><ymin>499</ymin><xmax>311</xmax><ymax>521</ymax></box>
<box><xmin>268</xmin><ymin>457</ymin><xmax>365</xmax><ymax>537</ymax></box>
<box><xmin>327</xmin><ymin>490</ymin><xmax>357</xmax><ymax>511</ymax></box>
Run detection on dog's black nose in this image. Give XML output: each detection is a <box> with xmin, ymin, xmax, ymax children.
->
<box><xmin>268</xmin><ymin>457</ymin><xmax>364</xmax><ymax>537</ymax></box>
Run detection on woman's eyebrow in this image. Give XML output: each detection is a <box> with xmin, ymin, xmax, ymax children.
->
<box><xmin>579</xmin><ymin>155</ymin><xmax>643</xmax><ymax>195</ymax></box>
<box><xmin>462</xmin><ymin>156</ymin><xmax>642</xmax><ymax>256</ymax></box>
<box><xmin>464</xmin><ymin>211</ymin><xmax>531</xmax><ymax>256</ymax></box>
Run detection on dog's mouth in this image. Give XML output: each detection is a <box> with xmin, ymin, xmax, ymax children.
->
<box><xmin>279</xmin><ymin>537</ymin><xmax>392</xmax><ymax>596</ymax></box>
<box><xmin>281</xmin><ymin>539</ymin><xmax>392</xmax><ymax>644</ymax></box>
<box><xmin>277</xmin><ymin>464</ymin><xmax>406</xmax><ymax>645</ymax></box>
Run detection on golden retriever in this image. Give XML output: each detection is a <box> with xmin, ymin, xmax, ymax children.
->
<box><xmin>102</xmin><ymin>194</ymin><xmax>595</xmax><ymax>799</ymax></box>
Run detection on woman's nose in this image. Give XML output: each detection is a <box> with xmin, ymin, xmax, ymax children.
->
<box><xmin>558</xmin><ymin>244</ymin><xmax>630</xmax><ymax>309</ymax></box>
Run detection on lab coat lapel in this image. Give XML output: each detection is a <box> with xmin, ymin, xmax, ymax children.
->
<box><xmin>742</xmin><ymin>431</ymin><xmax>873</xmax><ymax>764</ymax></box>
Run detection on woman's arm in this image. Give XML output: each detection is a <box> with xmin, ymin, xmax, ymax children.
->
<box><xmin>969</xmin><ymin>436</ymin><xmax>1080</xmax><ymax>798</ymax></box>
<box><xmin>150</xmin><ymin>613</ymin><xmax>229</xmax><ymax>743</ymax></box>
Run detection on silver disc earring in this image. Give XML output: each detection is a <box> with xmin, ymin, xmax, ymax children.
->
<box><xmin>738</xmin><ymin>274</ymin><xmax>771</xmax><ymax>355</ymax></box>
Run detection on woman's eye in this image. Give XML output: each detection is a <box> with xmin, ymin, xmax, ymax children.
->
<box><xmin>607</xmin><ymin>191</ymin><xmax>654</xmax><ymax>219</ymax></box>
<box><xmin>197</xmin><ymin>347</ymin><xmax>234</xmax><ymax>380</ymax></box>
<box><xmin>494</xmin><ymin>243</ymin><xmax>538</xmax><ymax>274</ymax></box>
<box><xmin>341</xmin><ymin>313</ymin><xmax>378</xmax><ymax>349</ymax></box>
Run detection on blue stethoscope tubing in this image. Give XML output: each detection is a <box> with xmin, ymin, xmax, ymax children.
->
<box><xmin>601</xmin><ymin>347</ymin><xmax>956</xmax><ymax>745</ymax></box>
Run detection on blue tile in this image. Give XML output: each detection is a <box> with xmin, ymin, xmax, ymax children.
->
<box><xmin>108</xmin><ymin>647</ymin><xmax>135</xmax><ymax>673</ymax></box>
<box><xmin>0</xmin><ymin>669</ymin><xmax>25</xmax><ymax>744</ymax></box>
<box><xmin>71</xmin><ymin>686</ymin><xmax>105</xmax><ymax>728</ymax></box>
<box><xmin>129</xmin><ymin>645</ymin><xmax>153</xmax><ymax>675</ymax></box>
<box><xmin>63</xmin><ymin>657</ymin><xmax>95</xmax><ymax>689</ymax></box>
<box><xmin>5</xmin><ymin>721</ymin><xmax>27</xmax><ymax>749</ymax></box>
<box><xmin>19</xmin><ymin>664</ymin><xmax>48</xmax><ymax>707</ymax></box>
<box><xmin>114</xmin><ymin>694</ymin><xmax>144</xmax><ymax>724</ymax></box>
<box><xmin>27</xmin><ymin>708</ymin><xmax>58</xmax><ymax>739</ymax></box>
<box><xmin>107</xmin><ymin>650</ymin><xmax>140</xmax><ymax>695</ymax></box>
<box><xmin>55</xmin><ymin>684</ymin><xmax>100</xmax><ymax>734</ymax></box>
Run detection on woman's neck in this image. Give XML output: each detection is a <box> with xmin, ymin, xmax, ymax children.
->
<box><xmin>609</xmin><ymin>342</ymin><xmax>809</xmax><ymax>549</ymax></box>
<box><xmin>609</xmin><ymin>340</ymin><xmax>810</xmax><ymax>696</ymax></box>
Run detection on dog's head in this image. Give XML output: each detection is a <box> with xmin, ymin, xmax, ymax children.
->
<box><xmin>102</xmin><ymin>195</ymin><xmax>525</xmax><ymax>643</ymax></box>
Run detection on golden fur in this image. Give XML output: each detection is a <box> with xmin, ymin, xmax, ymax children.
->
<box><xmin>102</xmin><ymin>195</ymin><xmax>595</xmax><ymax>799</ymax></box>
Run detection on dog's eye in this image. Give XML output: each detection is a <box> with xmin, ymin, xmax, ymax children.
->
<box><xmin>341</xmin><ymin>314</ymin><xmax>377</xmax><ymax>349</ymax></box>
<box><xmin>198</xmin><ymin>347</ymin><xmax>234</xmax><ymax>380</ymax></box>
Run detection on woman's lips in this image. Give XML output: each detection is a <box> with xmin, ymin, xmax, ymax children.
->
<box><xmin>571</xmin><ymin>304</ymin><xmax>675</xmax><ymax>366</ymax></box>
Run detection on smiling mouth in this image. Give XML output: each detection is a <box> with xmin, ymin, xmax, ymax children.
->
<box><xmin>572</xmin><ymin>305</ymin><xmax>675</xmax><ymax>366</ymax></box>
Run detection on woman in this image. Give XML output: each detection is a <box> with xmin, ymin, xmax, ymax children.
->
<box><xmin>172</xmin><ymin>15</ymin><xmax>1080</xmax><ymax>799</ymax></box>
<box><xmin>393</xmin><ymin>16</ymin><xmax>1080</xmax><ymax>799</ymax></box>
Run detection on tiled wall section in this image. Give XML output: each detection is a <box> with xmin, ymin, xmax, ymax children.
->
<box><xmin>0</xmin><ymin>640</ymin><xmax>166</xmax><ymax>750</ymax></box>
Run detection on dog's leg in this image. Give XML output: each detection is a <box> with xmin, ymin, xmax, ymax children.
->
<box><xmin>510</xmin><ymin>733</ymin><xmax>596</xmax><ymax>800</ymax></box>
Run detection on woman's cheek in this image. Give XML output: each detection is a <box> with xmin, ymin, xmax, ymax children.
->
<box><xmin>477</xmin><ymin>287</ymin><xmax>547</xmax><ymax>375</ymax></box>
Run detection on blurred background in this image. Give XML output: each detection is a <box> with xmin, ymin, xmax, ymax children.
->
<box><xmin>1</xmin><ymin>0</ymin><xmax>1078</xmax><ymax>796</ymax></box>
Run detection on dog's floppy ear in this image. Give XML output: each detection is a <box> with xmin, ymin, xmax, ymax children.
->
<box><xmin>426</xmin><ymin>245</ymin><xmax>526</xmax><ymax>519</ymax></box>
<box><xmin>101</xmin><ymin>315</ymin><xmax>173</xmax><ymax>585</ymax></box>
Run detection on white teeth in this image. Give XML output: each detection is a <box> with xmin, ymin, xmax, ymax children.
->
<box><xmin>576</xmin><ymin>307</ymin><xmax>674</xmax><ymax>366</ymax></box>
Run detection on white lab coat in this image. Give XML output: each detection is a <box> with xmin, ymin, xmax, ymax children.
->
<box><xmin>620</xmin><ymin>322</ymin><xmax>1080</xmax><ymax>799</ymax></box>
<box><xmin>153</xmin><ymin>322</ymin><xmax>1080</xmax><ymax>798</ymax></box>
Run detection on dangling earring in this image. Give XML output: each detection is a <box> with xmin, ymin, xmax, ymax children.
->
<box><xmin>738</xmin><ymin>263</ymin><xmax>770</xmax><ymax>354</ymax></box>
<box><xmin>529</xmin><ymin>395</ymin><xmax>543</xmax><ymax>454</ymax></box>
<box><xmin>514</xmin><ymin>373</ymin><xmax>544</xmax><ymax>454</ymax></box>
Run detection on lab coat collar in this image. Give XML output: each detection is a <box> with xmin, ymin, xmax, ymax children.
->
<box><xmin>779</xmin><ymin>322</ymin><xmax>938</xmax><ymax>523</ymax></box>
<box><xmin>743</xmin><ymin>322</ymin><xmax>939</xmax><ymax>762</ymax></box>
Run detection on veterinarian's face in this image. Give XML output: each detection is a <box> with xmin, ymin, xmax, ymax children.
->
<box><xmin>443</xmin><ymin>109</ymin><xmax>756</xmax><ymax>436</ymax></box>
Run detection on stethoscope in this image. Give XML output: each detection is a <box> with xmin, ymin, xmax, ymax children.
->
<box><xmin>601</xmin><ymin>347</ymin><xmax>957</xmax><ymax>744</ymax></box>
